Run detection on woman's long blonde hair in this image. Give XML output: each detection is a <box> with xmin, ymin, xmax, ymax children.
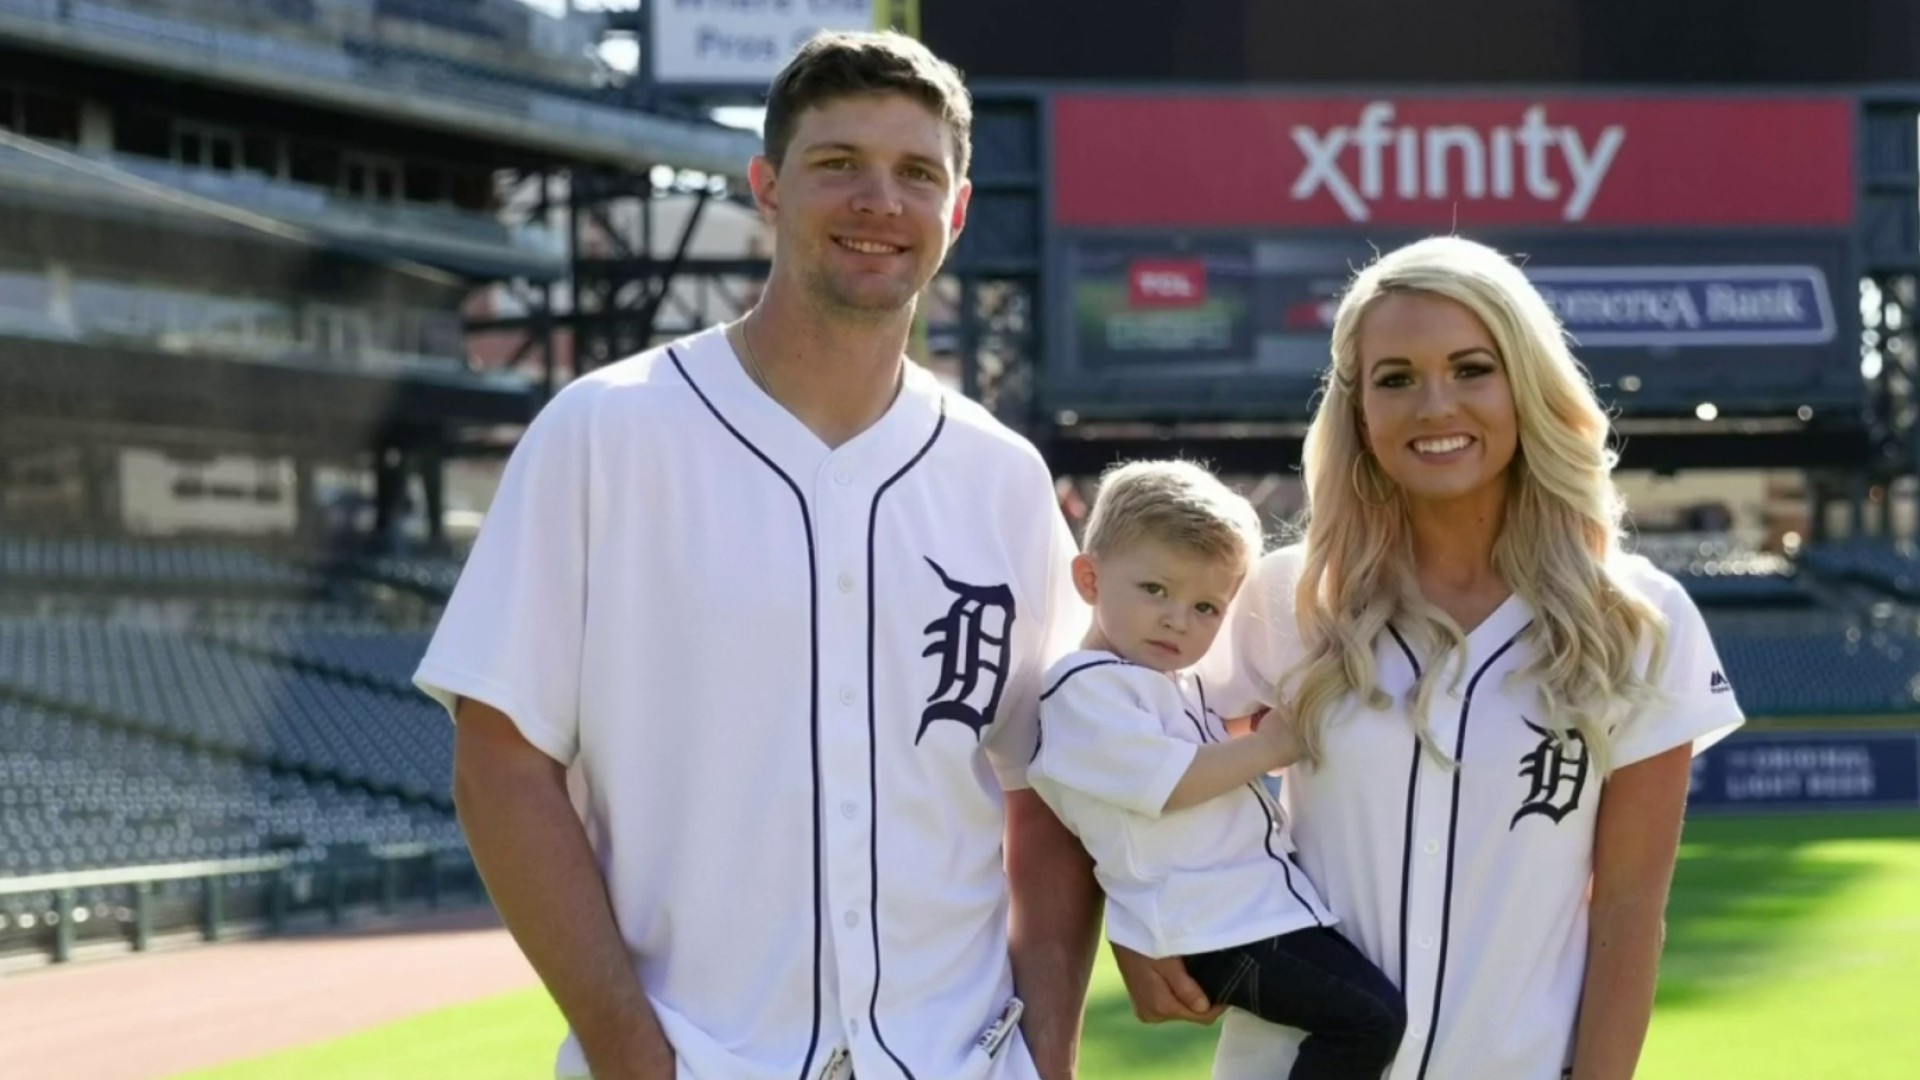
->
<box><xmin>1284</xmin><ymin>236</ymin><xmax>1666</xmax><ymax>776</ymax></box>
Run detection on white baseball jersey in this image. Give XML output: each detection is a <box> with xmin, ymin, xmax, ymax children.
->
<box><xmin>1027</xmin><ymin>650</ymin><xmax>1335</xmax><ymax>959</ymax></box>
<box><xmin>413</xmin><ymin>324</ymin><xmax>1086</xmax><ymax>1080</ymax></box>
<box><xmin>1197</xmin><ymin>545</ymin><xmax>1744</xmax><ymax>1080</ymax></box>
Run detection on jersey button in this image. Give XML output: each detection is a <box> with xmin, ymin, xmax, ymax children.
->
<box><xmin>1419</xmin><ymin>934</ymin><xmax>1435</xmax><ymax>949</ymax></box>
<box><xmin>840</xmin><ymin>800</ymin><xmax>859</xmax><ymax>820</ymax></box>
<box><xmin>1424</xmin><ymin>840</ymin><xmax>1439</xmax><ymax>855</ymax></box>
<box><xmin>838</xmin><ymin>572</ymin><xmax>856</xmax><ymax>593</ymax></box>
<box><xmin>835</xmin><ymin>470</ymin><xmax>853</xmax><ymax>486</ymax></box>
<box><xmin>844</xmin><ymin>910</ymin><xmax>861</xmax><ymax>928</ymax></box>
<box><xmin>849</xmin><ymin>1018</ymin><xmax>862</xmax><ymax>1036</ymax></box>
<box><xmin>839</xmin><ymin>685</ymin><xmax>857</xmax><ymax>705</ymax></box>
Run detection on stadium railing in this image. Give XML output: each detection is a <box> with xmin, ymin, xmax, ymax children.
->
<box><xmin>0</xmin><ymin>842</ymin><xmax>482</xmax><ymax>966</ymax></box>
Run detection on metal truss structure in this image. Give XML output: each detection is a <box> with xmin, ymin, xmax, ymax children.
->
<box><xmin>1836</xmin><ymin>95</ymin><xmax>1920</xmax><ymax>540</ymax></box>
<box><xmin>465</xmin><ymin>42</ymin><xmax>1045</xmax><ymax>441</ymax></box>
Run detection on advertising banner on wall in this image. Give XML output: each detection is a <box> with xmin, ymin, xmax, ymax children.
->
<box><xmin>652</xmin><ymin>0</ymin><xmax>877</xmax><ymax>88</ymax></box>
<box><xmin>1688</xmin><ymin>731</ymin><xmax>1920</xmax><ymax>813</ymax></box>
<box><xmin>1528</xmin><ymin>266</ymin><xmax>1837</xmax><ymax>348</ymax></box>
<box><xmin>1055</xmin><ymin>231</ymin><xmax>1856</xmax><ymax>423</ymax></box>
<box><xmin>1052</xmin><ymin>94</ymin><xmax>1855</xmax><ymax>229</ymax></box>
<box><xmin>1044</xmin><ymin>92</ymin><xmax>1858</xmax><ymax>425</ymax></box>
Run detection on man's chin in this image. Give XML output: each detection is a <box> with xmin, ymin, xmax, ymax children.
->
<box><xmin>818</xmin><ymin>281</ymin><xmax>921</xmax><ymax>318</ymax></box>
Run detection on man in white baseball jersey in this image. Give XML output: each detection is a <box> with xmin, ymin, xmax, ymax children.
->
<box><xmin>414</xmin><ymin>31</ymin><xmax>1098</xmax><ymax>1080</ymax></box>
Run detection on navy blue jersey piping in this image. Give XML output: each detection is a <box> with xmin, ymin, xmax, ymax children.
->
<box><xmin>671</xmin><ymin>348</ymin><xmax>825</xmax><ymax>1080</ymax></box>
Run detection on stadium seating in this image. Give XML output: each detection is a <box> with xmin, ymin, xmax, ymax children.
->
<box><xmin>345</xmin><ymin>552</ymin><xmax>466</xmax><ymax>600</ymax></box>
<box><xmin>0</xmin><ymin>535</ymin><xmax>324</xmax><ymax>593</ymax></box>
<box><xmin>0</xmin><ymin>700</ymin><xmax>457</xmax><ymax>879</ymax></box>
<box><xmin>1630</xmin><ymin>532</ymin><xmax>1812</xmax><ymax>606</ymax></box>
<box><xmin>2</xmin><ymin>525</ymin><xmax>1918</xmax><ymax>895</ymax></box>
<box><xmin>202</xmin><ymin>623</ymin><xmax>434</xmax><ymax>693</ymax></box>
<box><xmin>1801</xmin><ymin>538</ymin><xmax>1920</xmax><ymax>602</ymax></box>
<box><xmin>1704</xmin><ymin>609</ymin><xmax>1920</xmax><ymax>714</ymax></box>
<box><xmin>0</xmin><ymin>615</ymin><xmax>452</xmax><ymax>802</ymax></box>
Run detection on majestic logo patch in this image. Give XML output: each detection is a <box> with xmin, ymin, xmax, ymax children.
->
<box><xmin>918</xmin><ymin>557</ymin><xmax>1016</xmax><ymax>744</ymax></box>
<box><xmin>1710</xmin><ymin>669</ymin><xmax>1733</xmax><ymax>695</ymax></box>
<box><xmin>1511</xmin><ymin>719</ymin><xmax>1590</xmax><ymax>829</ymax></box>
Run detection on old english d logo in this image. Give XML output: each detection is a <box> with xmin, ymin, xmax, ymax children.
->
<box><xmin>918</xmin><ymin>557</ymin><xmax>1016</xmax><ymax>744</ymax></box>
<box><xmin>1511</xmin><ymin>719</ymin><xmax>1590</xmax><ymax>828</ymax></box>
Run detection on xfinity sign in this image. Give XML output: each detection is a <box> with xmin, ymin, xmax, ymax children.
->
<box><xmin>1290</xmin><ymin>103</ymin><xmax>1625</xmax><ymax>223</ymax></box>
<box><xmin>1053</xmin><ymin>95</ymin><xmax>1856</xmax><ymax>229</ymax></box>
<box><xmin>1529</xmin><ymin>266</ymin><xmax>1836</xmax><ymax>347</ymax></box>
<box><xmin>653</xmin><ymin>0</ymin><xmax>876</xmax><ymax>88</ymax></box>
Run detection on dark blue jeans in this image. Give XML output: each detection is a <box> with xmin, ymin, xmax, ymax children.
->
<box><xmin>1185</xmin><ymin>927</ymin><xmax>1407</xmax><ymax>1080</ymax></box>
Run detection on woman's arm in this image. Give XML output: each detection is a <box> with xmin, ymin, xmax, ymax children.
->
<box><xmin>1570</xmin><ymin>743</ymin><xmax>1693</xmax><ymax>1080</ymax></box>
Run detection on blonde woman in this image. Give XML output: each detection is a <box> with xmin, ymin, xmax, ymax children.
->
<box><xmin>1113</xmin><ymin>236</ymin><xmax>1745</xmax><ymax>1080</ymax></box>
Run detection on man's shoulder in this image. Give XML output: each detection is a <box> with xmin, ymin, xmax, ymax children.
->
<box><xmin>575</xmin><ymin>330</ymin><xmax>717</xmax><ymax>396</ymax></box>
<box><xmin>535</xmin><ymin>329</ymin><xmax>719</xmax><ymax>425</ymax></box>
<box><xmin>930</xmin><ymin>385</ymin><xmax>1049</xmax><ymax>476</ymax></box>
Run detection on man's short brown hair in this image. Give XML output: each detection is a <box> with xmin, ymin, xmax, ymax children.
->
<box><xmin>763</xmin><ymin>30</ymin><xmax>972</xmax><ymax>176</ymax></box>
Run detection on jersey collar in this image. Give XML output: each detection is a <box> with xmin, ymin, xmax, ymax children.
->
<box><xmin>681</xmin><ymin>323</ymin><xmax>946</xmax><ymax>485</ymax></box>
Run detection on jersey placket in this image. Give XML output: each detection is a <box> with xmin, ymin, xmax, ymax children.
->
<box><xmin>1391</xmin><ymin>615</ymin><xmax>1530</xmax><ymax>1080</ymax></box>
<box><xmin>1392</xmin><ymin>650</ymin><xmax>1461</xmax><ymax>1080</ymax></box>
<box><xmin>813</xmin><ymin>452</ymin><xmax>880</xmax><ymax>1063</ymax></box>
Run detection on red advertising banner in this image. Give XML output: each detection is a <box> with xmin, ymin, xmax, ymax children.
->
<box><xmin>1127</xmin><ymin>258</ymin><xmax>1208</xmax><ymax>307</ymax></box>
<box><xmin>1053</xmin><ymin>95</ymin><xmax>1855</xmax><ymax>229</ymax></box>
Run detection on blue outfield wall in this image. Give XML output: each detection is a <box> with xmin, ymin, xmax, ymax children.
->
<box><xmin>1688</xmin><ymin>728</ymin><xmax>1920</xmax><ymax>813</ymax></box>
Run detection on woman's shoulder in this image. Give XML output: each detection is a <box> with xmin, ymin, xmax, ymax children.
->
<box><xmin>1250</xmin><ymin>542</ymin><xmax>1309</xmax><ymax>590</ymax></box>
<box><xmin>1606</xmin><ymin>550</ymin><xmax>1695</xmax><ymax>610</ymax></box>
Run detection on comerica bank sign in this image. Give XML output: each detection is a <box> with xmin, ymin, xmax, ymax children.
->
<box><xmin>1528</xmin><ymin>266</ymin><xmax>1837</xmax><ymax>347</ymax></box>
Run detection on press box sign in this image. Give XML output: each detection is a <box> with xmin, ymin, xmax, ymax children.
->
<box><xmin>653</xmin><ymin>0</ymin><xmax>877</xmax><ymax>87</ymax></box>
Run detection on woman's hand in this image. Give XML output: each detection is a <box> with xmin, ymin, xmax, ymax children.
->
<box><xmin>1110</xmin><ymin>942</ymin><xmax>1228</xmax><ymax>1024</ymax></box>
<box><xmin>1253</xmin><ymin>704</ymin><xmax>1303</xmax><ymax>771</ymax></box>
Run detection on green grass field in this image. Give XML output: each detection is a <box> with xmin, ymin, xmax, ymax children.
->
<box><xmin>183</xmin><ymin>811</ymin><xmax>1920</xmax><ymax>1080</ymax></box>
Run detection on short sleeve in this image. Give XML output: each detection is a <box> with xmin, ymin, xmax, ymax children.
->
<box><xmin>986</xmin><ymin>494</ymin><xmax>1089</xmax><ymax>791</ymax></box>
<box><xmin>1033</xmin><ymin>666</ymin><xmax>1197</xmax><ymax>819</ymax></box>
<box><xmin>412</xmin><ymin>381</ymin><xmax>595</xmax><ymax>765</ymax></box>
<box><xmin>1195</xmin><ymin>547</ymin><xmax>1305</xmax><ymax>720</ymax></box>
<box><xmin>1611</xmin><ymin>571</ymin><xmax>1746</xmax><ymax>770</ymax></box>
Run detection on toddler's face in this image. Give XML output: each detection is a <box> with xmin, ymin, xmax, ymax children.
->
<box><xmin>1083</xmin><ymin>540</ymin><xmax>1242</xmax><ymax>673</ymax></box>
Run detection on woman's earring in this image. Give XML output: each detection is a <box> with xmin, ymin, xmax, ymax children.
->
<box><xmin>1351</xmin><ymin>454</ymin><xmax>1393</xmax><ymax>507</ymax></box>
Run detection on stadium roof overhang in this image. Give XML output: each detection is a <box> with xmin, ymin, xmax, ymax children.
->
<box><xmin>0</xmin><ymin>135</ymin><xmax>559</xmax><ymax>285</ymax></box>
<box><xmin>0</xmin><ymin>5</ymin><xmax>760</xmax><ymax>177</ymax></box>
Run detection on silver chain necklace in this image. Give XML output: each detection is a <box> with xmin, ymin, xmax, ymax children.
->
<box><xmin>735</xmin><ymin>315</ymin><xmax>908</xmax><ymax>403</ymax></box>
<box><xmin>736</xmin><ymin>318</ymin><xmax>773</xmax><ymax>395</ymax></box>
